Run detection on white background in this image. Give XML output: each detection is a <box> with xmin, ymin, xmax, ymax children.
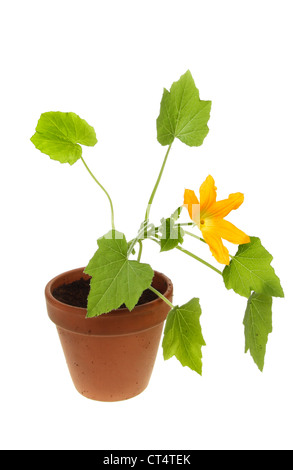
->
<box><xmin>1</xmin><ymin>0</ymin><xmax>292</xmax><ymax>451</ymax></box>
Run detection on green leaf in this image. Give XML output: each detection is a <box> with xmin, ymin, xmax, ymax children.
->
<box><xmin>156</xmin><ymin>70</ymin><xmax>211</xmax><ymax>147</ymax></box>
<box><xmin>171</xmin><ymin>206</ymin><xmax>183</xmax><ymax>221</ymax></box>
<box><xmin>31</xmin><ymin>111</ymin><xmax>97</xmax><ymax>165</ymax></box>
<box><xmin>243</xmin><ymin>292</ymin><xmax>273</xmax><ymax>371</ymax></box>
<box><xmin>159</xmin><ymin>216</ymin><xmax>184</xmax><ymax>252</ymax></box>
<box><xmin>223</xmin><ymin>237</ymin><xmax>284</xmax><ymax>299</ymax></box>
<box><xmin>162</xmin><ymin>298</ymin><xmax>205</xmax><ymax>375</ymax></box>
<box><xmin>84</xmin><ymin>230</ymin><xmax>154</xmax><ymax>317</ymax></box>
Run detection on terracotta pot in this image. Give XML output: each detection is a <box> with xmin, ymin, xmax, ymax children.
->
<box><xmin>45</xmin><ymin>267</ymin><xmax>173</xmax><ymax>401</ymax></box>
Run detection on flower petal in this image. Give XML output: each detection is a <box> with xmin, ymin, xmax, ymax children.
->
<box><xmin>209</xmin><ymin>219</ymin><xmax>250</xmax><ymax>245</ymax></box>
<box><xmin>201</xmin><ymin>228</ymin><xmax>230</xmax><ymax>265</ymax></box>
<box><xmin>209</xmin><ymin>218</ymin><xmax>250</xmax><ymax>245</ymax></box>
<box><xmin>183</xmin><ymin>189</ymin><xmax>200</xmax><ymax>222</ymax></box>
<box><xmin>209</xmin><ymin>192</ymin><xmax>244</xmax><ymax>219</ymax></box>
<box><xmin>199</xmin><ymin>175</ymin><xmax>217</xmax><ymax>213</ymax></box>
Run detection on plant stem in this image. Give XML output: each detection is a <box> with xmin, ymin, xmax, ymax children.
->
<box><xmin>149</xmin><ymin>285</ymin><xmax>174</xmax><ymax>309</ymax></box>
<box><xmin>144</xmin><ymin>144</ymin><xmax>172</xmax><ymax>222</ymax></box>
<box><xmin>127</xmin><ymin>222</ymin><xmax>150</xmax><ymax>257</ymax></box>
<box><xmin>149</xmin><ymin>236</ymin><xmax>161</xmax><ymax>245</ymax></box>
<box><xmin>137</xmin><ymin>240</ymin><xmax>143</xmax><ymax>262</ymax></box>
<box><xmin>184</xmin><ymin>230</ymin><xmax>206</xmax><ymax>243</ymax></box>
<box><xmin>149</xmin><ymin>234</ymin><xmax>221</xmax><ymax>275</ymax></box>
<box><xmin>81</xmin><ymin>156</ymin><xmax>115</xmax><ymax>230</ymax></box>
<box><xmin>176</xmin><ymin>246</ymin><xmax>223</xmax><ymax>276</ymax></box>
<box><xmin>175</xmin><ymin>222</ymin><xmax>195</xmax><ymax>227</ymax></box>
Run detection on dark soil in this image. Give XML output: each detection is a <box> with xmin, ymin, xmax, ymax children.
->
<box><xmin>53</xmin><ymin>278</ymin><xmax>90</xmax><ymax>308</ymax></box>
<box><xmin>52</xmin><ymin>277</ymin><xmax>158</xmax><ymax>309</ymax></box>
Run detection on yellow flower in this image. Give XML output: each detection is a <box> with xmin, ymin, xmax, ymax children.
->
<box><xmin>183</xmin><ymin>175</ymin><xmax>250</xmax><ymax>265</ymax></box>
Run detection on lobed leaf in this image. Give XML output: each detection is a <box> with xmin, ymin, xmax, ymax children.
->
<box><xmin>162</xmin><ymin>298</ymin><xmax>205</xmax><ymax>375</ymax></box>
<box><xmin>31</xmin><ymin>111</ymin><xmax>97</xmax><ymax>165</ymax></box>
<box><xmin>223</xmin><ymin>237</ymin><xmax>284</xmax><ymax>299</ymax></box>
<box><xmin>156</xmin><ymin>70</ymin><xmax>211</xmax><ymax>147</ymax></box>
<box><xmin>243</xmin><ymin>292</ymin><xmax>273</xmax><ymax>371</ymax></box>
<box><xmin>84</xmin><ymin>231</ymin><xmax>154</xmax><ymax>317</ymax></box>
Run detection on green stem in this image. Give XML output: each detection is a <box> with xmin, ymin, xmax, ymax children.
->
<box><xmin>149</xmin><ymin>234</ymin><xmax>221</xmax><ymax>275</ymax></box>
<box><xmin>149</xmin><ymin>285</ymin><xmax>174</xmax><ymax>309</ymax></box>
<box><xmin>81</xmin><ymin>156</ymin><xmax>115</xmax><ymax>230</ymax></box>
<box><xmin>127</xmin><ymin>221</ymin><xmax>150</xmax><ymax>257</ymax></box>
<box><xmin>144</xmin><ymin>144</ymin><xmax>172</xmax><ymax>222</ymax></box>
<box><xmin>149</xmin><ymin>236</ymin><xmax>161</xmax><ymax>245</ymax></box>
<box><xmin>184</xmin><ymin>230</ymin><xmax>206</xmax><ymax>243</ymax></box>
<box><xmin>150</xmin><ymin>233</ymin><xmax>221</xmax><ymax>274</ymax></box>
<box><xmin>175</xmin><ymin>222</ymin><xmax>195</xmax><ymax>227</ymax></box>
<box><xmin>137</xmin><ymin>240</ymin><xmax>143</xmax><ymax>262</ymax></box>
<box><xmin>176</xmin><ymin>246</ymin><xmax>223</xmax><ymax>276</ymax></box>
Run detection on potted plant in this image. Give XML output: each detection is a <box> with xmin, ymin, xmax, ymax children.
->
<box><xmin>31</xmin><ymin>70</ymin><xmax>284</xmax><ymax>401</ymax></box>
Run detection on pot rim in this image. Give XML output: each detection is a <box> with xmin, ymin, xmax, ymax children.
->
<box><xmin>45</xmin><ymin>266</ymin><xmax>172</xmax><ymax>316</ymax></box>
<box><xmin>45</xmin><ymin>267</ymin><xmax>173</xmax><ymax>336</ymax></box>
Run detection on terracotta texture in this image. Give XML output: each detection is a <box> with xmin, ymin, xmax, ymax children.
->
<box><xmin>45</xmin><ymin>267</ymin><xmax>173</xmax><ymax>401</ymax></box>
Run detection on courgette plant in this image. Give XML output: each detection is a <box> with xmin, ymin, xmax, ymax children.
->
<box><xmin>31</xmin><ymin>70</ymin><xmax>284</xmax><ymax>374</ymax></box>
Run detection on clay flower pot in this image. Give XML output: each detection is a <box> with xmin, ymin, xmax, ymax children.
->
<box><xmin>45</xmin><ymin>267</ymin><xmax>173</xmax><ymax>401</ymax></box>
